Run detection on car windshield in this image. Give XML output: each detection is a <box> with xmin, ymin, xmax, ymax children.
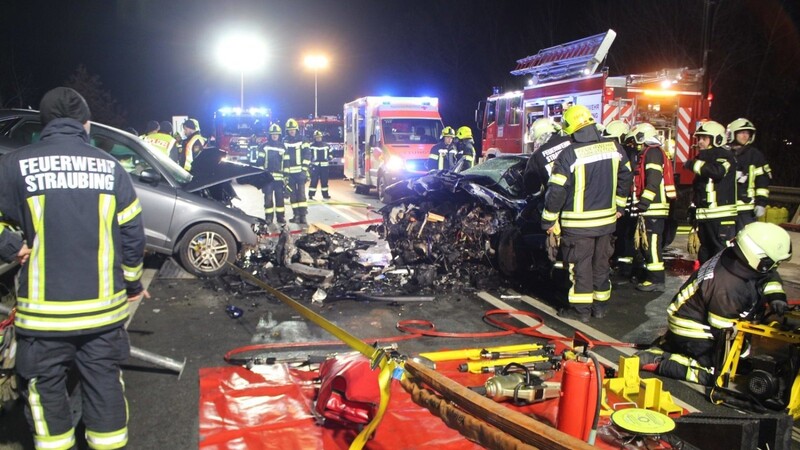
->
<box><xmin>461</xmin><ymin>156</ymin><xmax>527</xmax><ymax>196</ymax></box>
<box><xmin>220</xmin><ymin>116</ymin><xmax>268</xmax><ymax>136</ymax></box>
<box><xmin>305</xmin><ymin>123</ymin><xmax>342</xmax><ymax>142</ymax></box>
<box><xmin>382</xmin><ymin>119</ymin><xmax>441</xmax><ymax>145</ymax></box>
<box><xmin>139</xmin><ymin>139</ymin><xmax>193</xmax><ymax>185</ymax></box>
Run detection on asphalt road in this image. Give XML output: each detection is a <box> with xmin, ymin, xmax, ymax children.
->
<box><xmin>1</xmin><ymin>177</ymin><xmax>799</xmax><ymax>449</ymax></box>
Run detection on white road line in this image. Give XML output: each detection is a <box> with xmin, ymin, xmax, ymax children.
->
<box><xmin>477</xmin><ymin>290</ymin><xmax>701</xmax><ymax>413</ymax></box>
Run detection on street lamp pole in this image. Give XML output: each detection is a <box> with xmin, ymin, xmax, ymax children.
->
<box><xmin>240</xmin><ymin>71</ymin><xmax>244</xmax><ymax>110</ymax></box>
<box><xmin>313</xmin><ymin>68</ymin><xmax>319</xmax><ymax>118</ymax></box>
<box><xmin>216</xmin><ymin>32</ymin><xmax>267</xmax><ymax>110</ymax></box>
<box><xmin>304</xmin><ymin>54</ymin><xmax>329</xmax><ymax>118</ymax></box>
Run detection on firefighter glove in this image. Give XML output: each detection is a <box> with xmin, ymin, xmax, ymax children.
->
<box><xmin>754</xmin><ymin>205</ymin><xmax>766</xmax><ymax>218</ymax></box>
<box><xmin>683</xmin><ymin>159</ymin><xmax>695</xmax><ymax>171</ymax></box>
<box><xmin>769</xmin><ymin>299</ymin><xmax>789</xmax><ymax>316</ymax></box>
<box><xmin>687</xmin><ymin>227</ymin><xmax>700</xmax><ymax>255</ymax></box>
<box><xmin>635</xmin><ymin>202</ymin><xmax>649</xmax><ymax>213</ymax></box>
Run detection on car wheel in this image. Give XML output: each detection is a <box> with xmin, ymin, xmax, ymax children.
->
<box><xmin>497</xmin><ymin>228</ymin><xmax>531</xmax><ymax>277</ymax></box>
<box><xmin>354</xmin><ymin>184</ymin><xmax>370</xmax><ymax>195</ymax></box>
<box><xmin>177</xmin><ymin>223</ymin><xmax>236</xmax><ymax>277</ymax></box>
<box><xmin>377</xmin><ymin>174</ymin><xmax>388</xmax><ymax>203</ymax></box>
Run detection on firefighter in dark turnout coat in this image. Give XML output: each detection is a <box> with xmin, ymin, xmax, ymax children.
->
<box><xmin>726</xmin><ymin>118</ymin><xmax>771</xmax><ymax>230</ymax></box>
<box><xmin>283</xmin><ymin>119</ymin><xmax>311</xmax><ymax>224</ymax></box>
<box><xmin>0</xmin><ymin>87</ymin><xmax>146</xmax><ymax>450</ymax></box>
<box><xmin>308</xmin><ymin>130</ymin><xmax>332</xmax><ymax>199</ymax></box>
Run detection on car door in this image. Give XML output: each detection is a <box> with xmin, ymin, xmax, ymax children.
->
<box><xmin>88</xmin><ymin>128</ymin><xmax>177</xmax><ymax>252</ymax></box>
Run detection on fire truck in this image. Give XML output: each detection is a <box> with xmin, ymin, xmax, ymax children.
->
<box><xmin>213</xmin><ymin>107</ymin><xmax>271</xmax><ymax>162</ymax></box>
<box><xmin>477</xmin><ymin>29</ymin><xmax>710</xmax><ymax>188</ymax></box>
<box><xmin>343</xmin><ymin>96</ymin><xmax>443</xmax><ymax>201</ymax></box>
<box><xmin>297</xmin><ymin>115</ymin><xmax>345</xmax><ymax>178</ymax></box>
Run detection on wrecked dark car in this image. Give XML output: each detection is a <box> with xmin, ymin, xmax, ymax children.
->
<box><xmin>374</xmin><ymin>155</ymin><xmax>553</xmax><ymax>286</ymax></box>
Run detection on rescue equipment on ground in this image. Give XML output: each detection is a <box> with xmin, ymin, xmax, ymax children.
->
<box><xmin>314</xmin><ymin>352</ymin><xmax>380</xmax><ymax>426</ymax></box>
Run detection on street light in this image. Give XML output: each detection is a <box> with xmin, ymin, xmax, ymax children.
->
<box><xmin>216</xmin><ymin>32</ymin><xmax>267</xmax><ymax>109</ymax></box>
<box><xmin>304</xmin><ymin>54</ymin><xmax>329</xmax><ymax>118</ymax></box>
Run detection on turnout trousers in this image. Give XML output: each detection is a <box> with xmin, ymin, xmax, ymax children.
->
<box><xmin>287</xmin><ymin>172</ymin><xmax>308</xmax><ymax>219</ymax></box>
<box><xmin>262</xmin><ymin>179</ymin><xmax>285</xmax><ymax>223</ymax></box>
<box><xmin>641</xmin><ymin>217</ymin><xmax>665</xmax><ymax>284</ymax></box>
<box><xmin>560</xmin><ymin>233</ymin><xmax>614</xmax><ymax>308</ymax></box>
<box><xmin>697</xmin><ymin>219</ymin><xmax>736</xmax><ymax>264</ymax></box>
<box><xmin>655</xmin><ymin>331</ymin><xmax>718</xmax><ymax>386</ymax></box>
<box><xmin>308</xmin><ymin>166</ymin><xmax>330</xmax><ymax>199</ymax></box>
<box><xmin>16</xmin><ymin>327</ymin><xmax>130</xmax><ymax>450</ymax></box>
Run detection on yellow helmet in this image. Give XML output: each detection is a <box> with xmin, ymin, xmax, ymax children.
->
<box><xmin>285</xmin><ymin>118</ymin><xmax>299</xmax><ymax>131</ymax></box>
<box><xmin>601</xmin><ymin>120</ymin><xmax>630</xmax><ymax>143</ymax></box>
<box><xmin>562</xmin><ymin>105</ymin><xmax>595</xmax><ymax>135</ymax></box>
<box><xmin>626</xmin><ymin>122</ymin><xmax>661</xmax><ymax>147</ymax></box>
<box><xmin>734</xmin><ymin>222</ymin><xmax>792</xmax><ymax>273</ymax></box>
<box><xmin>726</xmin><ymin>118</ymin><xmax>756</xmax><ymax>145</ymax></box>
<box><xmin>529</xmin><ymin>118</ymin><xmax>561</xmax><ymax>142</ymax></box>
<box><xmin>441</xmin><ymin>126</ymin><xmax>456</xmax><ymax>138</ymax></box>
<box><xmin>694</xmin><ymin>120</ymin><xmax>726</xmax><ymax>148</ymax></box>
<box><xmin>269</xmin><ymin>124</ymin><xmax>282</xmax><ymax>135</ymax></box>
<box><xmin>313</xmin><ymin>130</ymin><xmax>323</xmax><ymax>138</ymax></box>
<box><xmin>456</xmin><ymin>126</ymin><xmax>473</xmax><ymax>140</ymax></box>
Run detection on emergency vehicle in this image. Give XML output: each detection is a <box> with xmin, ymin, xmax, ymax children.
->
<box><xmin>297</xmin><ymin>115</ymin><xmax>345</xmax><ymax>177</ymax></box>
<box><xmin>343</xmin><ymin>96</ymin><xmax>443</xmax><ymax>201</ymax></box>
<box><xmin>213</xmin><ymin>107</ymin><xmax>271</xmax><ymax>162</ymax></box>
<box><xmin>477</xmin><ymin>29</ymin><xmax>710</xmax><ymax>188</ymax></box>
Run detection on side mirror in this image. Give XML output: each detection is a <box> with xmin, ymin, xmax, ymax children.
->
<box><xmin>139</xmin><ymin>169</ymin><xmax>161</xmax><ymax>185</ymax></box>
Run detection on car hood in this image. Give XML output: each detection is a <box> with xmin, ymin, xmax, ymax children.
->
<box><xmin>183</xmin><ymin>147</ymin><xmax>264</xmax><ymax>193</ymax></box>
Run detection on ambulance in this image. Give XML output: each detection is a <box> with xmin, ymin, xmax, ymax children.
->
<box><xmin>477</xmin><ymin>30</ymin><xmax>710</xmax><ymax>188</ymax></box>
<box><xmin>343</xmin><ymin>96</ymin><xmax>443</xmax><ymax>201</ymax></box>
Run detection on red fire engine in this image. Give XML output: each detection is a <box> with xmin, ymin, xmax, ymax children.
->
<box><xmin>297</xmin><ymin>115</ymin><xmax>345</xmax><ymax>177</ymax></box>
<box><xmin>214</xmin><ymin>107</ymin><xmax>272</xmax><ymax>162</ymax></box>
<box><xmin>477</xmin><ymin>30</ymin><xmax>710</xmax><ymax>187</ymax></box>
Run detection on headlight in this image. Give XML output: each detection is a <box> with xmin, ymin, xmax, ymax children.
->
<box><xmin>385</xmin><ymin>155</ymin><xmax>405</xmax><ymax>172</ymax></box>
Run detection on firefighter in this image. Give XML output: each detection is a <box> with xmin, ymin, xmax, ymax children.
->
<box><xmin>139</xmin><ymin>120</ymin><xmax>160</xmax><ymax>138</ymax></box>
<box><xmin>179</xmin><ymin>118</ymin><xmax>205</xmax><ymax>171</ymax></box>
<box><xmin>686</xmin><ymin>120</ymin><xmax>738</xmax><ymax>264</ymax></box>
<box><xmin>254</xmin><ymin>124</ymin><xmax>287</xmax><ymax>225</ymax></box>
<box><xmin>601</xmin><ymin>120</ymin><xmax>638</xmax><ymax>278</ymax></box>
<box><xmin>0</xmin><ymin>87</ymin><xmax>146</xmax><ymax>450</ymax></box>
<box><xmin>601</xmin><ymin>120</ymin><xmax>630</xmax><ymax>145</ymax></box>
<box><xmin>541</xmin><ymin>105</ymin><xmax>632</xmax><ymax>322</ymax></box>
<box><xmin>308</xmin><ymin>130</ymin><xmax>332</xmax><ymax>200</ymax></box>
<box><xmin>142</xmin><ymin>121</ymin><xmax>177</xmax><ymax>159</ymax></box>
<box><xmin>427</xmin><ymin>126</ymin><xmax>457</xmax><ymax>171</ymax></box>
<box><xmin>523</xmin><ymin>117</ymin><xmax>570</xmax><ymax>196</ymax></box>
<box><xmin>627</xmin><ymin>123</ymin><xmax>675</xmax><ymax>292</ymax></box>
<box><xmin>726</xmin><ymin>118</ymin><xmax>771</xmax><ymax>230</ymax></box>
<box><xmin>283</xmin><ymin>118</ymin><xmax>310</xmax><ymax>224</ymax></box>
<box><xmin>636</xmin><ymin>222</ymin><xmax>791</xmax><ymax>386</ymax></box>
<box><xmin>158</xmin><ymin>121</ymin><xmax>180</xmax><ymax>161</ymax></box>
<box><xmin>454</xmin><ymin>126</ymin><xmax>476</xmax><ymax>171</ymax></box>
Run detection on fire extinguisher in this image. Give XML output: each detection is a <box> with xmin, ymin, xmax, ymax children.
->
<box><xmin>556</xmin><ymin>353</ymin><xmax>603</xmax><ymax>444</ymax></box>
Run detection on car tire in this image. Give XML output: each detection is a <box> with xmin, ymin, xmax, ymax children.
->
<box><xmin>377</xmin><ymin>173</ymin><xmax>389</xmax><ymax>203</ymax></box>
<box><xmin>177</xmin><ymin>223</ymin><xmax>237</xmax><ymax>277</ymax></box>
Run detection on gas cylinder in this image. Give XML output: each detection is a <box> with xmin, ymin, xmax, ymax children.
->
<box><xmin>556</xmin><ymin>358</ymin><xmax>598</xmax><ymax>441</ymax></box>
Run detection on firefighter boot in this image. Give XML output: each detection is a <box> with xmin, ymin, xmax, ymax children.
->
<box><xmin>558</xmin><ymin>306</ymin><xmax>591</xmax><ymax>323</ymax></box>
<box><xmin>308</xmin><ymin>189</ymin><xmax>317</xmax><ymax>199</ymax></box>
<box><xmin>291</xmin><ymin>214</ymin><xmax>307</xmax><ymax>225</ymax></box>
<box><xmin>635</xmin><ymin>349</ymin><xmax>666</xmax><ymax>372</ymax></box>
<box><xmin>276</xmin><ymin>213</ymin><xmax>286</xmax><ymax>224</ymax></box>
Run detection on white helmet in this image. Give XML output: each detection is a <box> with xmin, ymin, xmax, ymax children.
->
<box><xmin>626</xmin><ymin>122</ymin><xmax>661</xmax><ymax>147</ymax></box>
<box><xmin>601</xmin><ymin>120</ymin><xmax>630</xmax><ymax>144</ymax></box>
<box><xmin>734</xmin><ymin>222</ymin><xmax>792</xmax><ymax>273</ymax></box>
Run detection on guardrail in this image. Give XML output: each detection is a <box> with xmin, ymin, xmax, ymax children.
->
<box><xmin>770</xmin><ymin>186</ymin><xmax>800</xmax><ymax>205</ymax></box>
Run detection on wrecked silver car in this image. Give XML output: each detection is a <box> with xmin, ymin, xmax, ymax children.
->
<box><xmin>375</xmin><ymin>155</ymin><xmax>553</xmax><ymax>285</ymax></box>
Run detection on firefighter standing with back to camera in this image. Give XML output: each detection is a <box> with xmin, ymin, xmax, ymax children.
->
<box><xmin>726</xmin><ymin>118</ymin><xmax>771</xmax><ymax>230</ymax></box>
<box><xmin>308</xmin><ymin>130</ymin><xmax>332</xmax><ymax>200</ymax></box>
<box><xmin>627</xmin><ymin>122</ymin><xmax>675</xmax><ymax>292</ymax></box>
<box><xmin>255</xmin><ymin>124</ymin><xmax>287</xmax><ymax>225</ymax></box>
<box><xmin>427</xmin><ymin>126</ymin><xmax>457</xmax><ymax>171</ymax></box>
<box><xmin>283</xmin><ymin>118</ymin><xmax>310</xmax><ymax>224</ymax></box>
<box><xmin>686</xmin><ymin>121</ymin><xmax>738</xmax><ymax>263</ymax></box>
<box><xmin>0</xmin><ymin>87</ymin><xmax>147</xmax><ymax>450</ymax></box>
<box><xmin>454</xmin><ymin>126</ymin><xmax>476</xmax><ymax>171</ymax></box>
<box><xmin>541</xmin><ymin>105</ymin><xmax>632</xmax><ymax>323</ymax></box>
<box><xmin>636</xmin><ymin>222</ymin><xmax>791</xmax><ymax>386</ymax></box>
<box><xmin>522</xmin><ymin>117</ymin><xmax>571</xmax><ymax>196</ymax></box>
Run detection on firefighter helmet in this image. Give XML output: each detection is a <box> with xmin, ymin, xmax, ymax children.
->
<box><xmin>601</xmin><ymin>120</ymin><xmax>630</xmax><ymax>143</ymax></box>
<box><xmin>269</xmin><ymin>124</ymin><xmax>282</xmax><ymax>135</ymax></box>
<box><xmin>726</xmin><ymin>118</ymin><xmax>756</xmax><ymax>145</ymax></box>
<box><xmin>183</xmin><ymin>118</ymin><xmax>200</xmax><ymax>132</ymax></box>
<box><xmin>285</xmin><ymin>118</ymin><xmax>299</xmax><ymax>131</ymax></box>
<box><xmin>694</xmin><ymin>120</ymin><xmax>726</xmax><ymax>147</ymax></box>
<box><xmin>456</xmin><ymin>126</ymin><xmax>473</xmax><ymax>140</ymax></box>
<box><xmin>313</xmin><ymin>130</ymin><xmax>323</xmax><ymax>138</ymax></box>
<box><xmin>626</xmin><ymin>122</ymin><xmax>661</xmax><ymax>147</ymax></box>
<box><xmin>441</xmin><ymin>126</ymin><xmax>456</xmax><ymax>138</ymax></box>
<box><xmin>529</xmin><ymin>118</ymin><xmax>561</xmax><ymax>142</ymax></box>
<box><xmin>562</xmin><ymin>105</ymin><xmax>595</xmax><ymax>135</ymax></box>
<box><xmin>734</xmin><ymin>222</ymin><xmax>792</xmax><ymax>273</ymax></box>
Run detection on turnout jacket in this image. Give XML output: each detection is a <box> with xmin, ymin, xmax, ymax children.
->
<box><xmin>523</xmin><ymin>134</ymin><xmax>571</xmax><ymax>195</ymax></box>
<box><xmin>427</xmin><ymin>140</ymin><xmax>457</xmax><ymax>171</ymax></box>
<box><xmin>253</xmin><ymin>138</ymin><xmax>286</xmax><ymax>180</ymax></box>
<box><xmin>0</xmin><ymin>119</ymin><xmax>145</xmax><ymax>337</ymax></box>
<box><xmin>283</xmin><ymin>134</ymin><xmax>310</xmax><ymax>174</ymax></box>
<box><xmin>687</xmin><ymin>146</ymin><xmax>737</xmax><ymax>221</ymax></box>
<box><xmin>455</xmin><ymin>139</ymin><xmax>476</xmax><ymax>169</ymax></box>
<box><xmin>635</xmin><ymin>145</ymin><xmax>673</xmax><ymax>217</ymax></box>
<box><xmin>541</xmin><ymin>128</ymin><xmax>632</xmax><ymax>237</ymax></box>
<box><xmin>667</xmin><ymin>247</ymin><xmax>786</xmax><ymax>341</ymax></box>
<box><xmin>732</xmin><ymin>144</ymin><xmax>771</xmax><ymax>212</ymax></box>
<box><xmin>309</xmin><ymin>140</ymin><xmax>332</xmax><ymax>167</ymax></box>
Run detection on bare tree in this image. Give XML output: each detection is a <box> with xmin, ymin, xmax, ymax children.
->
<box><xmin>64</xmin><ymin>65</ymin><xmax>128</xmax><ymax>128</ymax></box>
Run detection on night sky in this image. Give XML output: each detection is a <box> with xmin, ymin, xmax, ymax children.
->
<box><xmin>2</xmin><ymin>0</ymin><xmax>800</xmax><ymax>176</ymax></box>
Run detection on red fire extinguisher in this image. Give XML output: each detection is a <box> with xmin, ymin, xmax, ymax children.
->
<box><xmin>557</xmin><ymin>356</ymin><xmax>600</xmax><ymax>442</ymax></box>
